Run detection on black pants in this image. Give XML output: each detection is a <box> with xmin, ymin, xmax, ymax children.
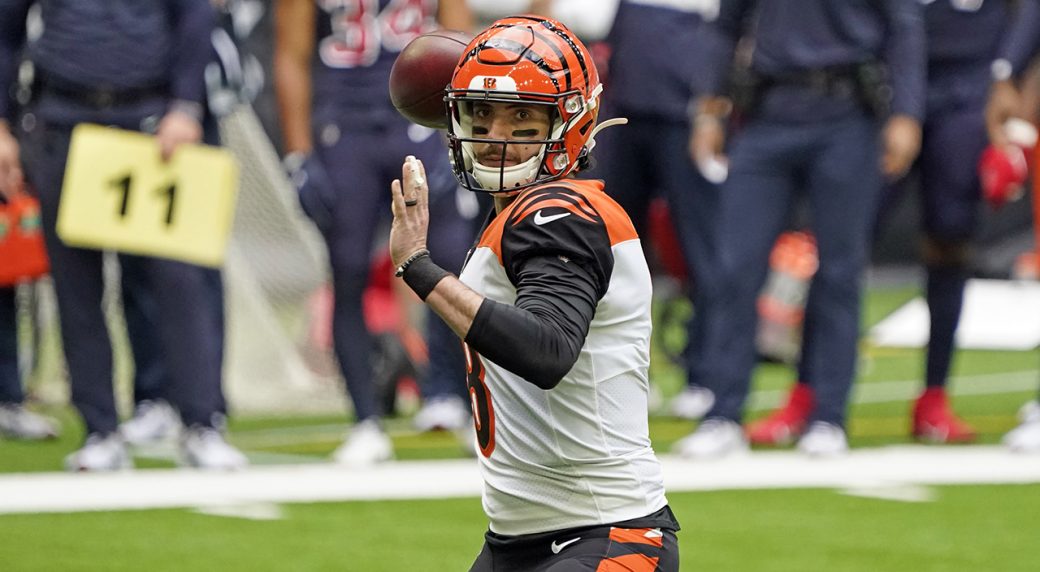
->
<box><xmin>0</xmin><ymin>286</ymin><xmax>21</xmax><ymax>404</ymax></box>
<box><xmin>470</xmin><ymin>510</ymin><xmax>680</xmax><ymax>572</ymax></box>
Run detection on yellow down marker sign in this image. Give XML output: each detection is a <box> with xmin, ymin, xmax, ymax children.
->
<box><xmin>57</xmin><ymin>124</ymin><xmax>239</xmax><ymax>267</ymax></box>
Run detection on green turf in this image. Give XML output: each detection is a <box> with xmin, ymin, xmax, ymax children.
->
<box><xmin>1</xmin><ymin>282</ymin><xmax>1038</xmax><ymax>571</ymax></box>
<box><xmin>3</xmin><ymin>284</ymin><xmax>1037</xmax><ymax>471</ymax></box>
<box><xmin>1</xmin><ymin>484</ymin><xmax>1036</xmax><ymax>571</ymax></box>
<box><xmin>676</xmin><ymin>485</ymin><xmax>1040</xmax><ymax>572</ymax></box>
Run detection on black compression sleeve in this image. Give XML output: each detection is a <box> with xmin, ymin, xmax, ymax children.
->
<box><xmin>464</xmin><ymin>254</ymin><xmax>600</xmax><ymax>389</ymax></box>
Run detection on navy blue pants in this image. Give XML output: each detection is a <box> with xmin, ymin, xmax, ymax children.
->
<box><xmin>122</xmin><ymin>258</ymin><xmax>226</xmax><ymax>413</ymax></box>
<box><xmin>0</xmin><ymin>286</ymin><xmax>21</xmax><ymax>404</ymax></box>
<box><xmin>18</xmin><ymin>109</ymin><xmax>227</xmax><ymax>436</ymax></box>
<box><xmin>704</xmin><ymin>113</ymin><xmax>882</xmax><ymax>426</ymax></box>
<box><xmin>312</xmin><ymin>115</ymin><xmax>475</xmax><ymax>420</ymax></box>
<box><xmin>872</xmin><ymin>100</ymin><xmax>987</xmax><ymax>392</ymax></box>
<box><xmin>121</xmin><ymin>264</ymin><xmax>167</xmax><ymax>405</ymax></box>
<box><xmin>591</xmin><ymin>113</ymin><xmax>720</xmax><ymax>389</ymax></box>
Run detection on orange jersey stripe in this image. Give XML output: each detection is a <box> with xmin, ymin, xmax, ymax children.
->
<box><xmin>553</xmin><ymin>180</ymin><xmax>638</xmax><ymax>247</ymax></box>
<box><xmin>509</xmin><ymin>185</ymin><xmax>598</xmax><ymax>221</ymax></box>
<box><xmin>474</xmin><ymin>179</ymin><xmax>640</xmax><ymax>264</ymax></box>
<box><xmin>608</xmin><ymin>527</ymin><xmax>665</xmax><ymax>548</ymax></box>
<box><xmin>476</xmin><ymin>210</ymin><xmax>508</xmax><ymax>265</ymax></box>
<box><xmin>595</xmin><ymin>554</ymin><xmax>660</xmax><ymax>572</ymax></box>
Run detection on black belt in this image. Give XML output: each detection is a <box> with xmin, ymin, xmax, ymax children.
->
<box><xmin>32</xmin><ymin>68</ymin><xmax>169</xmax><ymax>109</ymax></box>
<box><xmin>765</xmin><ymin>65</ymin><xmax>863</xmax><ymax>98</ymax></box>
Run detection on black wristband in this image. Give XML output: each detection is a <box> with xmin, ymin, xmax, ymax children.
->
<box><xmin>402</xmin><ymin>255</ymin><xmax>451</xmax><ymax>300</ymax></box>
<box><xmin>394</xmin><ymin>249</ymin><xmax>430</xmax><ymax>277</ymax></box>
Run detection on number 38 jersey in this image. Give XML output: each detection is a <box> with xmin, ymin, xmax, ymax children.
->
<box><xmin>313</xmin><ymin>0</ymin><xmax>437</xmax><ymax>122</ymax></box>
<box><xmin>458</xmin><ymin>179</ymin><xmax>668</xmax><ymax>536</ymax></box>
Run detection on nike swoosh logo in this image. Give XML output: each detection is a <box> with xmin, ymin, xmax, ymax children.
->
<box><xmin>550</xmin><ymin>537</ymin><xmax>581</xmax><ymax>554</ymax></box>
<box><xmin>533</xmin><ymin>210</ymin><xmax>571</xmax><ymax>226</ymax></box>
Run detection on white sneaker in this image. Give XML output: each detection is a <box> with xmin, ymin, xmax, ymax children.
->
<box><xmin>413</xmin><ymin>396</ymin><xmax>470</xmax><ymax>432</ymax></box>
<box><xmin>1005</xmin><ymin>401</ymin><xmax>1040</xmax><ymax>453</ymax></box>
<box><xmin>673</xmin><ymin>418</ymin><xmax>748</xmax><ymax>459</ymax></box>
<box><xmin>0</xmin><ymin>403</ymin><xmax>59</xmax><ymax>440</ymax></box>
<box><xmin>181</xmin><ymin>426</ymin><xmax>248</xmax><ymax>470</ymax></box>
<box><xmin>1018</xmin><ymin>400</ymin><xmax>1040</xmax><ymax>423</ymax></box>
<box><xmin>669</xmin><ymin>386</ymin><xmax>716</xmax><ymax>420</ymax></box>
<box><xmin>797</xmin><ymin>421</ymin><xmax>849</xmax><ymax>457</ymax></box>
<box><xmin>65</xmin><ymin>433</ymin><xmax>132</xmax><ymax>472</ymax></box>
<box><xmin>332</xmin><ymin>418</ymin><xmax>394</xmax><ymax>466</ymax></box>
<box><xmin>119</xmin><ymin>400</ymin><xmax>181</xmax><ymax>445</ymax></box>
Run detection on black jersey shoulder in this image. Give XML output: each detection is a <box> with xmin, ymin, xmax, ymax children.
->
<box><xmin>500</xmin><ymin>182</ymin><xmax>620</xmax><ymax>298</ymax></box>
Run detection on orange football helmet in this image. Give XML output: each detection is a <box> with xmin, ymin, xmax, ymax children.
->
<box><xmin>446</xmin><ymin>15</ymin><xmax>617</xmax><ymax>194</ymax></box>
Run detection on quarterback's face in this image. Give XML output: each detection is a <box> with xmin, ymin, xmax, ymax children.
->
<box><xmin>469</xmin><ymin>101</ymin><xmax>552</xmax><ymax>167</ymax></box>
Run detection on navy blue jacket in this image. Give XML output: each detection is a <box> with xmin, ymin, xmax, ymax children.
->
<box><xmin>701</xmin><ymin>0</ymin><xmax>926</xmax><ymax>121</ymax></box>
<box><xmin>0</xmin><ymin>0</ymin><xmax>216</xmax><ymax>122</ymax></box>
<box><xmin>603</xmin><ymin>1</ymin><xmax>715</xmax><ymax>121</ymax></box>
<box><xmin>925</xmin><ymin>0</ymin><xmax>1021</xmax><ymax>112</ymax></box>
<box><xmin>994</xmin><ymin>0</ymin><xmax>1040</xmax><ymax>78</ymax></box>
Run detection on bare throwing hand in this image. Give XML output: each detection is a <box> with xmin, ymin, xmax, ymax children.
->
<box><xmin>389</xmin><ymin>155</ymin><xmax>430</xmax><ymax>267</ymax></box>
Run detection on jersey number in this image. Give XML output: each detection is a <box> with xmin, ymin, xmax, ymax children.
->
<box><xmin>319</xmin><ymin>0</ymin><xmax>429</xmax><ymax>69</ymax></box>
<box><xmin>464</xmin><ymin>343</ymin><xmax>496</xmax><ymax>457</ymax></box>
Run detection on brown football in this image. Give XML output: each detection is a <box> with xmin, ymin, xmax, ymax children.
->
<box><xmin>389</xmin><ymin>29</ymin><xmax>472</xmax><ymax>129</ymax></box>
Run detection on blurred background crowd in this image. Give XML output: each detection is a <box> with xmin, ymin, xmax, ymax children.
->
<box><xmin>2</xmin><ymin>0</ymin><xmax>1040</xmax><ymax>473</ymax></box>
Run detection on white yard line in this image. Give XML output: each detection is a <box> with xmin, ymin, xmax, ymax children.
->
<box><xmin>0</xmin><ymin>445</ymin><xmax>1038</xmax><ymax>515</ymax></box>
<box><xmin>193</xmin><ymin>502</ymin><xmax>285</xmax><ymax>520</ymax></box>
<box><xmin>838</xmin><ymin>484</ymin><xmax>937</xmax><ymax>503</ymax></box>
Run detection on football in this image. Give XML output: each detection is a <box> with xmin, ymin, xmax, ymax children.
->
<box><xmin>389</xmin><ymin>29</ymin><xmax>472</xmax><ymax>129</ymax></box>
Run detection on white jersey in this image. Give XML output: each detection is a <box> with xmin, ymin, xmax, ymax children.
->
<box><xmin>458</xmin><ymin>179</ymin><xmax>668</xmax><ymax>536</ymax></box>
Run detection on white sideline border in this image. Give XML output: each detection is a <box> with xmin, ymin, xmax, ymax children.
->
<box><xmin>0</xmin><ymin>445</ymin><xmax>1038</xmax><ymax>515</ymax></box>
<box><xmin>869</xmin><ymin>279</ymin><xmax>1040</xmax><ymax>350</ymax></box>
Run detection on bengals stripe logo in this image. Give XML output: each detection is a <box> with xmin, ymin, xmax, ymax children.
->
<box><xmin>508</xmin><ymin>187</ymin><xmax>600</xmax><ymax>227</ymax></box>
<box><xmin>594</xmin><ymin>528</ymin><xmax>666</xmax><ymax>571</ymax></box>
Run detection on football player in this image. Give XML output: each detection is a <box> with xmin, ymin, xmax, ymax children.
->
<box><xmin>388</xmin><ymin>16</ymin><xmax>680</xmax><ymax>571</ymax></box>
<box><xmin>274</xmin><ymin>0</ymin><xmax>477</xmax><ymax>464</ymax></box>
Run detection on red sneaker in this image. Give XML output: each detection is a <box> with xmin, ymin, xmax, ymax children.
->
<box><xmin>746</xmin><ymin>383</ymin><xmax>815</xmax><ymax>446</ymax></box>
<box><xmin>912</xmin><ymin>387</ymin><xmax>977</xmax><ymax>443</ymax></box>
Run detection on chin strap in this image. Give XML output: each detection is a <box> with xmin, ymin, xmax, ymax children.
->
<box><xmin>585</xmin><ymin>117</ymin><xmax>628</xmax><ymax>153</ymax></box>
